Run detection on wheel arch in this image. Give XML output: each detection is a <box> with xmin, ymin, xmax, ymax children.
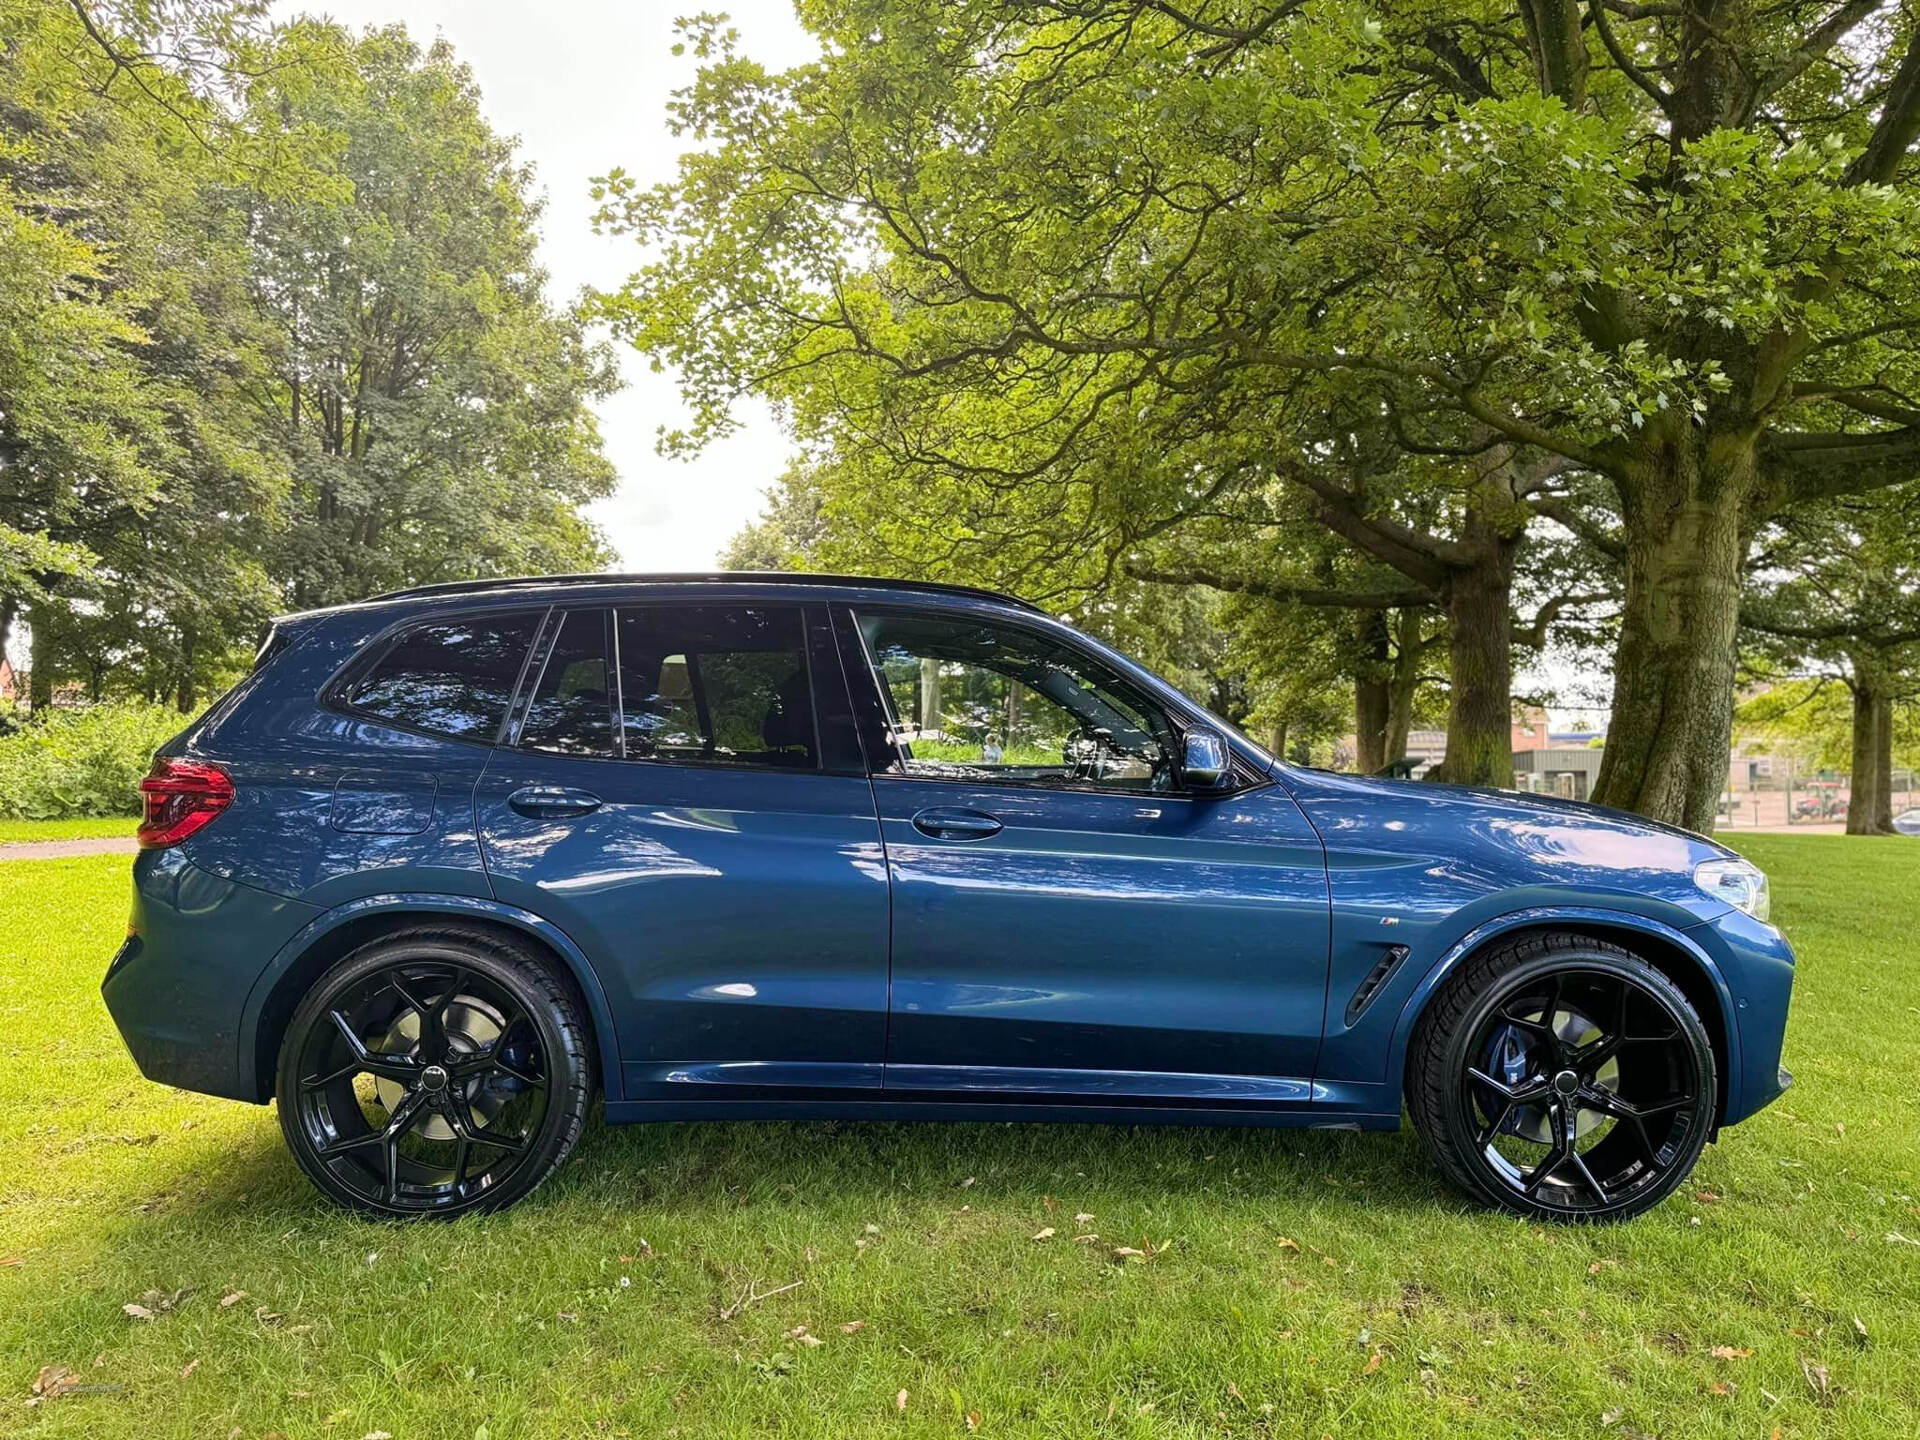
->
<box><xmin>240</xmin><ymin>893</ymin><xmax>623</xmax><ymax>1105</ymax></box>
<box><xmin>1386</xmin><ymin>907</ymin><xmax>1738</xmax><ymax>1127</ymax></box>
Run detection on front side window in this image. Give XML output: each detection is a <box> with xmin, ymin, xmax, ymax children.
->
<box><xmin>853</xmin><ymin>610</ymin><xmax>1175</xmax><ymax>792</ymax></box>
<box><xmin>341</xmin><ymin>611</ymin><xmax>541</xmax><ymax>740</ymax></box>
<box><xmin>617</xmin><ymin>606</ymin><xmax>816</xmax><ymax>769</ymax></box>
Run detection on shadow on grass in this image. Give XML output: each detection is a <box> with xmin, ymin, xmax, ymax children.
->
<box><xmin>76</xmin><ymin>1099</ymin><xmax>1446</xmax><ymax>1239</ymax></box>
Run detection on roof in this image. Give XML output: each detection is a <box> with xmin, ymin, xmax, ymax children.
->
<box><xmin>363</xmin><ymin>571</ymin><xmax>1045</xmax><ymax>611</ymax></box>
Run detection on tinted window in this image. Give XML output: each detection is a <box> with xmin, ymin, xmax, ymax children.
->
<box><xmin>617</xmin><ymin>607</ymin><xmax>816</xmax><ymax>768</ymax></box>
<box><xmin>343</xmin><ymin>612</ymin><xmax>540</xmax><ymax>740</ymax></box>
<box><xmin>521</xmin><ymin>610</ymin><xmax>615</xmax><ymax>756</ymax></box>
<box><xmin>854</xmin><ymin>610</ymin><xmax>1174</xmax><ymax>792</ymax></box>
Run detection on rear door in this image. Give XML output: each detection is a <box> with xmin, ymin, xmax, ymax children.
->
<box><xmin>475</xmin><ymin>603</ymin><xmax>891</xmax><ymax>1100</ymax></box>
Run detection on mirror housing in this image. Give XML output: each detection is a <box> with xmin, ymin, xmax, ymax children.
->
<box><xmin>1180</xmin><ymin>728</ymin><xmax>1232</xmax><ymax>791</ymax></box>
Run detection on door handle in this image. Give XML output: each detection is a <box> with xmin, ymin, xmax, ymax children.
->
<box><xmin>911</xmin><ymin>807</ymin><xmax>1003</xmax><ymax>841</ymax></box>
<box><xmin>508</xmin><ymin>785</ymin><xmax>603</xmax><ymax>819</ymax></box>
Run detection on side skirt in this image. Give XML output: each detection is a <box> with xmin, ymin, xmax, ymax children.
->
<box><xmin>602</xmin><ymin>1098</ymin><xmax>1401</xmax><ymax>1131</ymax></box>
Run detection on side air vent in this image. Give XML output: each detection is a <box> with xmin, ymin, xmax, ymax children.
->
<box><xmin>1344</xmin><ymin>944</ymin><xmax>1411</xmax><ymax>1027</ymax></box>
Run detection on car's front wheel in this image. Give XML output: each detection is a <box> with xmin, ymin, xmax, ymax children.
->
<box><xmin>276</xmin><ymin>924</ymin><xmax>593</xmax><ymax>1217</ymax></box>
<box><xmin>1407</xmin><ymin>932</ymin><xmax>1716</xmax><ymax>1222</ymax></box>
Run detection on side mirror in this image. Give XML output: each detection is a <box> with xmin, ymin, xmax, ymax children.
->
<box><xmin>1181</xmin><ymin>728</ymin><xmax>1232</xmax><ymax>790</ymax></box>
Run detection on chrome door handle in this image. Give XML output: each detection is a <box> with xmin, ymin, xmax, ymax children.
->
<box><xmin>508</xmin><ymin>785</ymin><xmax>603</xmax><ymax>819</ymax></box>
<box><xmin>911</xmin><ymin>807</ymin><xmax>1004</xmax><ymax>841</ymax></box>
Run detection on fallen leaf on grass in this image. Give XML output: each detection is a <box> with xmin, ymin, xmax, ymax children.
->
<box><xmin>1696</xmin><ymin>1190</ymin><xmax>1722</xmax><ymax>1204</ymax></box>
<box><xmin>1074</xmin><ymin>1212</ymin><xmax>1093</xmax><ymax>1224</ymax></box>
<box><xmin>1276</xmin><ymin>1236</ymin><xmax>1301</xmax><ymax>1252</ymax></box>
<box><xmin>180</xmin><ymin>1358</ymin><xmax>200</xmax><ymax>1378</ymax></box>
<box><xmin>1710</xmin><ymin>1346</ymin><xmax>1754</xmax><ymax>1360</ymax></box>
<box><xmin>1072</xmin><ymin>1233</ymin><xmax>1099</xmax><ymax>1244</ymax></box>
<box><xmin>1031</xmin><ymin>1227</ymin><xmax>1055</xmax><ymax>1242</ymax></box>
<box><xmin>839</xmin><ymin>1321</ymin><xmax>865</xmax><ymax>1334</ymax></box>
<box><xmin>123</xmin><ymin>1303</ymin><xmax>154</xmax><ymax>1321</ymax></box>
<box><xmin>1707</xmin><ymin>1382</ymin><xmax>1733</xmax><ymax>1396</ymax></box>
<box><xmin>1885</xmin><ymin>1232</ymin><xmax>1919</xmax><ymax>1246</ymax></box>
<box><xmin>0</xmin><ymin>1257</ymin><xmax>21</xmax><ymax>1267</ymax></box>
<box><xmin>1363</xmin><ymin>1351</ymin><xmax>1383</xmax><ymax>1375</ymax></box>
<box><xmin>1801</xmin><ymin>1358</ymin><xmax>1832</xmax><ymax>1402</ymax></box>
<box><xmin>1852</xmin><ymin>1315</ymin><xmax>1869</xmax><ymax>1341</ymax></box>
<box><xmin>1599</xmin><ymin>1407</ymin><xmax>1623</xmax><ymax>1427</ymax></box>
<box><xmin>31</xmin><ymin>1366</ymin><xmax>79</xmax><ymax>1399</ymax></box>
<box><xmin>361</xmin><ymin>1432</ymin><xmax>392</xmax><ymax>1440</ymax></box>
<box><xmin>218</xmin><ymin>1291</ymin><xmax>246</xmax><ymax>1308</ymax></box>
<box><xmin>895</xmin><ymin>1388</ymin><xmax>909</xmax><ymax>1412</ymax></box>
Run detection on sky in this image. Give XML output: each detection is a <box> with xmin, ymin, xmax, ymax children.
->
<box><xmin>290</xmin><ymin>0</ymin><xmax>820</xmax><ymax>571</ymax></box>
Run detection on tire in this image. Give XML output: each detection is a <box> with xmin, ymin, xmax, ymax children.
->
<box><xmin>276</xmin><ymin>924</ymin><xmax>593</xmax><ymax>1218</ymax></box>
<box><xmin>1406</xmin><ymin>931</ymin><xmax>1716</xmax><ymax>1223</ymax></box>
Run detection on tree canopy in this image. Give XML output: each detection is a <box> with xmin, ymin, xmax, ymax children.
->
<box><xmin>603</xmin><ymin>0</ymin><xmax>1920</xmax><ymax>827</ymax></box>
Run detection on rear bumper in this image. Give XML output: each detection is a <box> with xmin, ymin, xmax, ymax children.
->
<box><xmin>102</xmin><ymin>849</ymin><xmax>320</xmax><ymax>1103</ymax></box>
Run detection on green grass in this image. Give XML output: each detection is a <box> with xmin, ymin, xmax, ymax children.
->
<box><xmin>1</xmin><ymin>838</ymin><xmax>1915</xmax><ymax>1438</ymax></box>
<box><xmin>0</xmin><ymin>816</ymin><xmax>133</xmax><ymax>844</ymax></box>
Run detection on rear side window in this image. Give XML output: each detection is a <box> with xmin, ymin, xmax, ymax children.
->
<box><xmin>617</xmin><ymin>606</ymin><xmax>816</xmax><ymax>768</ymax></box>
<box><xmin>341</xmin><ymin>612</ymin><xmax>541</xmax><ymax>741</ymax></box>
<box><xmin>521</xmin><ymin>610</ymin><xmax>616</xmax><ymax>756</ymax></box>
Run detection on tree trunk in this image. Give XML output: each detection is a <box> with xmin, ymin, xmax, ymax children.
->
<box><xmin>1385</xmin><ymin>609</ymin><xmax>1422</xmax><ymax>767</ymax></box>
<box><xmin>1846</xmin><ymin>667</ymin><xmax>1896</xmax><ymax>836</ymax></box>
<box><xmin>28</xmin><ymin>612</ymin><xmax>54</xmax><ymax>714</ymax></box>
<box><xmin>1353</xmin><ymin>610</ymin><xmax>1391</xmax><ymax>774</ymax></box>
<box><xmin>1591</xmin><ymin>441</ymin><xmax>1749</xmax><ymax>832</ymax></box>
<box><xmin>1426</xmin><ymin>551</ymin><xmax>1514</xmax><ymax>788</ymax></box>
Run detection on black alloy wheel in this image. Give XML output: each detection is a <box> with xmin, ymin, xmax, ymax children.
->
<box><xmin>277</xmin><ymin>926</ymin><xmax>592</xmax><ymax>1217</ymax></box>
<box><xmin>1408</xmin><ymin>933</ymin><xmax>1716</xmax><ymax>1222</ymax></box>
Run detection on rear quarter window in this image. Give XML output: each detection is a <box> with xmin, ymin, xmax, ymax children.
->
<box><xmin>340</xmin><ymin>612</ymin><xmax>542</xmax><ymax>741</ymax></box>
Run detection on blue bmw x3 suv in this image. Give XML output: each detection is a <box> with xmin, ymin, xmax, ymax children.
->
<box><xmin>104</xmin><ymin>573</ymin><xmax>1795</xmax><ymax>1221</ymax></box>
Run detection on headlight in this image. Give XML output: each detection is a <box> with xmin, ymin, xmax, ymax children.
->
<box><xmin>1694</xmin><ymin>858</ymin><xmax>1770</xmax><ymax>922</ymax></box>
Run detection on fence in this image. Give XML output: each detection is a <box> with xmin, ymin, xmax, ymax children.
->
<box><xmin>1714</xmin><ymin>765</ymin><xmax>1918</xmax><ymax>829</ymax></box>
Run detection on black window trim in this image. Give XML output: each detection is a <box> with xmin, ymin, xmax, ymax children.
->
<box><xmin>320</xmin><ymin>604</ymin><xmax>553</xmax><ymax>750</ymax></box>
<box><xmin>507</xmin><ymin>597</ymin><xmax>849</xmax><ymax>776</ymax></box>
<box><xmin>834</xmin><ymin>601</ymin><xmax>1269</xmax><ymax>801</ymax></box>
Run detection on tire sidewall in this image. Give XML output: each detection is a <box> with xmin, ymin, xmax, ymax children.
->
<box><xmin>1432</xmin><ymin>947</ymin><xmax>1717</xmax><ymax>1223</ymax></box>
<box><xmin>276</xmin><ymin>931</ymin><xmax>589</xmax><ymax>1218</ymax></box>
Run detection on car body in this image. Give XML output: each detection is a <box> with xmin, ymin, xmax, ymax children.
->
<box><xmin>104</xmin><ymin>573</ymin><xmax>1795</xmax><ymax>1219</ymax></box>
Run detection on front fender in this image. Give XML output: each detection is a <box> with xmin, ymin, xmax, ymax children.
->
<box><xmin>238</xmin><ymin>892</ymin><xmax>625</xmax><ymax>1103</ymax></box>
<box><xmin>1377</xmin><ymin>905</ymin><xmax>1740</xmax><ymax>1117</ymax></box>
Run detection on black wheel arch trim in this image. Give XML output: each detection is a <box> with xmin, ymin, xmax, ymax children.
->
<box><xmin>1385</xmin><ymin>906</ymin><xmax>1740</xmax><ymax>1127</ymax></box>
<box><xmin>239</xmin><ymin>893</ymin><xmax>622</xmax><ymax>1106</ymax></box>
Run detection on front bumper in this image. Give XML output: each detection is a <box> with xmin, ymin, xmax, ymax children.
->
<box><xmin>102</xmin><ymin>848</ymin><xmax>320</xmax><ymax>1103</ymax></box>
<box><xmin>1691</xmin><ymin>906</ymin><xmax>1798</xmax><ymax>1126</ymax></box>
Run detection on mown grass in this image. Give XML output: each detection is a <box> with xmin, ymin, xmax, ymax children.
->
<box><xmin>0</xmin><ymin>816</ymin><xmax>133</xmax><ymax>844</ymax></box>
<box><xmin>1</xmin><ymin>837</ymin><xmax>1915</xmax><ymax>1438</ymax></box>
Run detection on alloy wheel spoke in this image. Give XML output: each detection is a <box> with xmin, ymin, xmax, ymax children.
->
<box><xmin>1466</xmin><ymin>1066</ymin><xmax>1551</xmax><ymax>1104</ymax></box>
<box><xmin>1566</xmin><ymin>1145</ymin><xmax>1612</xmax><ymax>1206</ymax></box>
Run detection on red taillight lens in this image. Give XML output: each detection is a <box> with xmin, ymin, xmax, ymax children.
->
<box><xmin>137</xmin><ymin>757</ymin><xmax>235</xmax><ymax>849</ymax></box>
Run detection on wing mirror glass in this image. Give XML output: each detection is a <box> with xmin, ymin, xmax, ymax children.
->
<box><xmin>1181</xmin><ymin>728</ymin><xmax>1232</xmax><ymax>790</ymax></box>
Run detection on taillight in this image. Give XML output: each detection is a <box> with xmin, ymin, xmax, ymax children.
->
<box><xmin>138</xmin><ymin>757</ymin><xmax>235</xmax><ymax>848</ymax></box>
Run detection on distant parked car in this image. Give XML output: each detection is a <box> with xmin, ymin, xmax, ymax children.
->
<box><xmin>105</xmin><ymin>574</ymin><xmax>1795</xmax><ymax>1222</ymax></box>
<box><xmin>1894</xmin><ymin>809</ymin><xmax>1920</xmax><ymax>835</ymax></box>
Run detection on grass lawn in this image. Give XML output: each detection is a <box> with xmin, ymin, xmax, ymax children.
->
<box><xmin>0</xmin><ymin>817</ymin><xmax>134</xmax><ymax>845</ymax></box>
<box><xmin>1</xmin><ymin>836</ymin><xmax>1915</xmax><ymax>1438</ymax></box>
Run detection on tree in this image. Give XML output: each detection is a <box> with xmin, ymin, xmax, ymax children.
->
<box><xmin>1743</xmin><ymin>489</ymin><xmax>1920</xmax><ymax>833</ymax></box>
<box><xmin>241</xmin><ymin>25</ymin><xmax>619</xmax><ymax>608</ymax></box>
<box><xmin>602</xmin><ymin>2</ymin><xmax>1920</xmax><ymax>829</ymax></box>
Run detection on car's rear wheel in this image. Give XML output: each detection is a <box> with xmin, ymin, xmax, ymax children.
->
<box><xmin>276</xmin><ymin>925</ymin><xmax>592</xmax><ymax>1217</ymax></box>
<box><xmin>1407</xmin><ymin>933</ymin><xmax>1716</xmax><ymax>1222</ymax></box>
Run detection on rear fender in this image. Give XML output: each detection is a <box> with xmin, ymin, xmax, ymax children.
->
<box><xmin>240</xmin><ymin>892</ymin><xmax>623</xmax><ymax>1103</ymax></box>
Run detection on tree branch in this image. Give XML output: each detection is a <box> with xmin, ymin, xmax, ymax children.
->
<box><xmin>1123</xmin><ymin>560</ymin><xmax>1439</xmax><ymax>610</ymax></box>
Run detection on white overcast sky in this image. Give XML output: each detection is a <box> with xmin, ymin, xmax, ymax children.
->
<box><xmin>287</xmin><ymin>0</ymin><xmax>819</xmax><ymax>570</ymax></box>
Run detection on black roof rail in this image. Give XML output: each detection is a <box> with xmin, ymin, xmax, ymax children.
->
<box><xmin>362</xmin><ymin>570</ymin><xmax>1049</xmax><ymax>614</ymax></box>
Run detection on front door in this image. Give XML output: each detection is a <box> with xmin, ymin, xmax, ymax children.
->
<box><xmin>839</xmin><ymin>605</ymin><xmax>1331</xmax><ymax>1107</ymax></box>
<box><xmin>476</xmin><ymin>603</ymin><xmax>891</xmax><ymax>1100</ymax></box>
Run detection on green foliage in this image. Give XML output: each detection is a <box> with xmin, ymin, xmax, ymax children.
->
<box><xmin>241</xmin><ymin>25</ymin><xmax>620</xmax><ymax>609</ymax></box>
<box><xmin>0</xmin><ymin>701</ymin><xmax>187</xmax><ymax>817</ymax></box>
<box><xmin>0</xmin><ymin>4</ymin><xmax>618</xmax><ymax>717</ymax></box>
